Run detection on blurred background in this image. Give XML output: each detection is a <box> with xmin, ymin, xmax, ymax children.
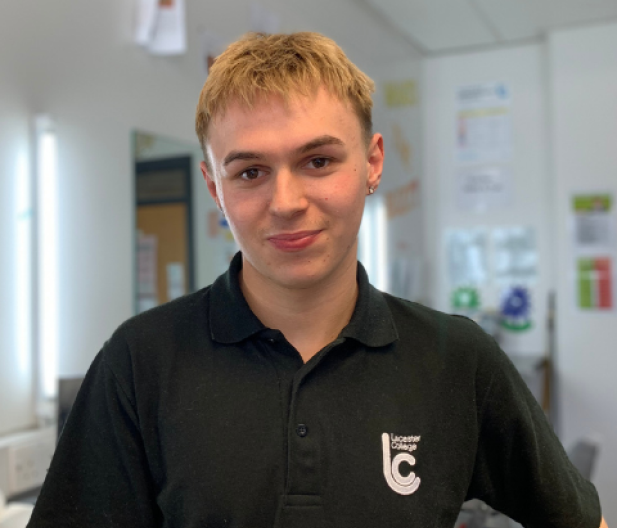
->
<box><xmin>1</xmin><ymin>0</ymin><xmax>616</xmax><ymax>524</ymax></box>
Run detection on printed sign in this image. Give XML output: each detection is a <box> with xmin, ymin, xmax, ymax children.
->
<box><xmin>500</xmin><ymin>285</ymin><xmax>532</xmax><ymax>332</ymax></box>
<box><xmin>457</xmin><ymin>166</ymin><xmax>511</xmax><ymax>210</ymax></box>
<box><xmin>577</xmin><ymin>257</ymin><xmax>614</xmax><ymax>310</ymax></box>
<box><xmin>456</xmin><ymin>82</ymin><xmax>512</xmax><ymax>164</ymax></box>
<box><xmin>445</xmin><ymin>229</ymin><xmax>488</xmax><ymax>287</ymax></box>
<box><xmin>385</xmin><ymin>180</ymin><xmax>420</xmax><ymax>220</ymax></box>
<box><xmin>384</xmin><ymin>80</ymin><xmax>418</xmax><ymax>108</ymax></box>
<box><xmin>492</xmin><ymin>227</ymin><xmax>537</xmax><ymax>285</ymax></box>
<box><xmin>572</xmin><ymin>194</ymin><xmax>615</xmax><ymax>252</ymax></box>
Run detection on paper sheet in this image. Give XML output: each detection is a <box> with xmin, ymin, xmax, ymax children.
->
<box><xmin>572</xmin><ymin>193</ymin><xmax>615</xmax><ymax>252</ymax></box>
<box><xmin>166</xmin><ymin>262</ymin><xmax>185</xmax><ymax>300</ymax></box>
<box><xmin>445</xmin><ymin>228</ymin><xmax>488</xmax><ymax>287</ymax></box>
<box><xmin>577</xmin><ymin>256</ymin><xmax>614</xmax><ymax>310</ymax></box>
<box><xmin>147</xmin><ymin>0</ymin><xmax>187</xmax><ymax>56</ymax></box>
<box><xmin>492</xmin><ymin>227</ymin><xmax>537</xmax><ymax>285</ymax></box>
<box><xmin>456</xmin><ymin>82</ymin><xmax>512</xmax><ymax>165</ymax></box>
<box><xmin>133</xmin><ymin>0</ymin><xmax>159</xmax><ymax>45</ymax></box>
<box><xmin>457</xmin><ymin>166</ymin><xmax>511</xmax><ymax>211</ymax></box>
<box><xmin>137</xmin><ymin>233</ymin><xmax>158</xmax><ymax>312</ymax></box>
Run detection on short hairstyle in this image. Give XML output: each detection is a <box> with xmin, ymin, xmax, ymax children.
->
<box><xmin>195</xmin><ymin>32</ymin><xmax>375</xmax><ymax>163</ymax></box>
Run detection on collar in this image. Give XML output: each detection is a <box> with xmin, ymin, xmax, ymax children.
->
<box><xmin>209</xmin><ymin>252</ymin><xmax>399</xmax><ymax>347</ymax></box>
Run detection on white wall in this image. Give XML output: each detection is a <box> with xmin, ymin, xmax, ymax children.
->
<box><xmin>549</xmin><ymin>22</ymin><xmax>617</xmax><ymax>522</ymax></box>
<box><xmin>423</xmin><ymin>44</ymin><xmax>553</xmax><ymax>355</ymax></box>
<box><xmin>0</xmin><ymin>0</ymin><xmax>418</xmax><ymax>432</ymax></box>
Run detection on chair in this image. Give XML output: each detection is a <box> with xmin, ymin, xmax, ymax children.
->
<box><xmin>567</xmin><ymin>437</ymin><xmax>600</xmax><ymax>481</ymax></box>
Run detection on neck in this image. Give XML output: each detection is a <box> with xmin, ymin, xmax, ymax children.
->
<box><xmin>240</xmin><ymin>253</ymin><xmax>359</xmax><ymax>362</ymax></box>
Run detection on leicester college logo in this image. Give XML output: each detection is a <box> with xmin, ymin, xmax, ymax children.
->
<box><xmin>382</xmin><ymin>433</ymin><xmax>421</xmax><ymax>495</ymax></box>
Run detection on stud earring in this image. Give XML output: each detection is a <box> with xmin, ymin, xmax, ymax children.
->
<box><xmin>368</xmin><ymin>186</ymin><xmax>375</xmax><ymax>195</ymax></box>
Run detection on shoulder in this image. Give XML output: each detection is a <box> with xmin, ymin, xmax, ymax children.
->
<box><xmin>380</xmin><ymin>293</ymin><xmax>508</xmax><ymax>401</ymax></box>
<box><xmin>382</xmin><ymin>293</ymin><xmax>497</xmax><ymax>356</ymax></box>
<box><xmin>112</xmin><ymin>286</ymin><xmax>213</xmax><ymax>351</ymax></box>
<box><xmin>100</xmin><ymin>286</ymin><xmax>213</xmax><ymax>385</ymax></box>
<box><xmin>118</xmin><ymin>286</ymin><xmax>212</xmax><ymax>343</ymax></box>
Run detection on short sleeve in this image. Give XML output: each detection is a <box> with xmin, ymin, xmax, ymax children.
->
<box><xmin>466</xmin><ymin>341</ymin><xmax>601</xmax><ymax>528</ymax></box>
<box><xmin>27</xmin><ymin>331</ymin><xmax>162</xmax><ymax>528</ymax></box>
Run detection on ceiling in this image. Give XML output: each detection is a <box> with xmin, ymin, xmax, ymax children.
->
<box><xmin>361</xmin><ymin>0</ymin><xmax>617</xmax><ymax>55</ymax></box>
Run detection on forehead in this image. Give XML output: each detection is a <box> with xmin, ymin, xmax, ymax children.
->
<box><xmin>208</xmin><ymin>88</ymin><xmax>362</xmax><ymax>154</ymax></box>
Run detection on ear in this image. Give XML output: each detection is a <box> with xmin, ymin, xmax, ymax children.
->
<box><xmin>200</xmin><ymin>160</ymin><xmax>222</xmax><ymax>211</ymax></box>
<box><xmin>366</xmin><ymin>133</ymin><xmax>384</xmax><ymax>191</ymax></box>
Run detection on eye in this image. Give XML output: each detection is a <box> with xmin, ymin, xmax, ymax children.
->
<box><xmin>239</xmin><ymin>168</ymin><xmax>262</xmax><ymax>181</ymax></box>
<box><xmin>308</xmin><ymin>157</ymin><xmax>330</xmax><ymax>169</ymax></box>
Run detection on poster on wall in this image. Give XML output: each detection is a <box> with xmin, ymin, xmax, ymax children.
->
<box><xmin>133</xmin><ymin>0</ymin><xmax>159</xmax><ymax>45</ymax></box>
<box><xmin>499</xmin><ymin>285</ymin><xmax>533</xmax><ymax>331</ymax></box>
<box><xmin>571</xmin><ymin>193</ymin><xmax>615</xmax><ymax>252</ymax></box>
<box><xmin>166</xmin><ymin>262</ymin><xmax>185</xmax><ymax>301</ymax></box>
<box><xmin>146</xmin><ymin>0</ymin><xmax>187</xmax><ymax>56</ymax></box>
<box><xmin>137</xmin><ymin>232</ymin><xmax>158</xmax><ymax>313</ymax></box>
<box><xmin>385</xmin><ymin>179</ymin><xmax>419</xmax><ymax>220</ymax></box>
<box><xmin>391</xmin><ymin>123</ymin><xmax>413</xmax><ymax>173</ymax></box>
<box><xmin>571</xmin><ymin>193</ymin><xmax>616</xmax><ymax>311</ymax></box>
<box><xmin>456</xmin><ymin>82</ymin><xmax>512</xmax><ymax>165</ymax></box>
<box><xmin>384</xmin><ymin>80</ymin><xmax>418</xmax><ymax>109</ymax></box>
<box><xmin>457</xmin><ymin>166</ymin><xmax>511</xmax><ymax>211</ymax></box>
<box><xmin>492</xmin><ymin>227</ymin><xmax>537</xmax><ymax>285</ymax></box>
<box><xmin>576</xmin><ymin>256</ymin><xmax>614</xmax><ymax>311</ymax></box>
<box><xmin>445</xmin><ymin>228</ymin><xmax>488</xmax><ymax>287</ymax></box>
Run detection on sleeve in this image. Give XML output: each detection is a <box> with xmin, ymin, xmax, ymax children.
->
<box><xmin>466</xmin><ymin>340</ymin><xmax>602</xmax><ymax>528</ymax></box>
<box><xmin>27</xmin><ymin>330</ymin><xmax>163</xmax><ymax>528</ymax></box>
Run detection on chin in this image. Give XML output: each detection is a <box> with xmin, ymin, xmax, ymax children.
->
<box><xmin>267</xmin><ymin>263</ymin><xmax>328</xmax><ymax>290</ymax></box>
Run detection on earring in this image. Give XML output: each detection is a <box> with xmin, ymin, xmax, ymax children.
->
<box><xmin>368</xmin><ymin>186</ymin><xmax>375</xmax><ymax>195</ymax></box>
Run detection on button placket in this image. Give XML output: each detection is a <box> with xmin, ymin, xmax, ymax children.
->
<box><xmin>284</xmin><ymin>339</ymin><xmax>343</xmax><ymax>497</ymax></box>
<box><xmin>286</xmin><ymin>378</ymin><xmax>322</xmax><ymax>496</ymax></box>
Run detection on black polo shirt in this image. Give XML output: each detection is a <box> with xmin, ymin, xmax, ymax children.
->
<box><xmin>29</xmin><ymin>253</ymin><xmax>600</xmax><ymax>528</ymax></box>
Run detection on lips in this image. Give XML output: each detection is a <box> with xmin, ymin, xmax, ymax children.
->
<box><xmin>268</xmin><ymin>230</ymin><xmax>322</xmax><ymax>251</ymax></box>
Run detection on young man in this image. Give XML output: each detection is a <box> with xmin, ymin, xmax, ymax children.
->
<box><xmin>29</xmin><ymin>32</ymin><xmax>605</xmax><ymax>528</ymax></box>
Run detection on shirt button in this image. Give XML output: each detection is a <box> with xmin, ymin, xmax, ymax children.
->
<box><xmin>267</xmin><ymin>338</ymin><xmax>276</xmax><ymax>344</ymax></box>
<box><xmin>296</xmin><ymin>424</ymin><xmax>308</xmax><ymax>438</ymax></box>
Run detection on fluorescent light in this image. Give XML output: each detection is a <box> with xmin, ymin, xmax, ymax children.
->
<box><xmin>376</xmin><ymin>197</ymin><xmax>388</xmax><ymax>292</ymax></box>
<box><xmin>359</xmin><ymin>206</ymin><xmax>372</xmax><ymax>278</ymax></box>
<box><xmin>358</xmin><ymin>196</ymin><xmax>389</xmax><ymax>291</ymax></box>
<box><xmin>15</xmin><ymin>151</ymin><xmax>32</xmax><ymax>375</ymax></box>
<box><xmin>36</xmin><ymin>116</ymin><xmax>58</xmax><ymax>399</ymax></box>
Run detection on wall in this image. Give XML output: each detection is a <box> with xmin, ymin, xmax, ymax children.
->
<box><xmin>422</xmin><ymin>44</ymin><xmax>553</xmax><ymax>355</ymax></box>
<box><xmin>549</xmin><ymin>22</ymin><xmax>617</xmax><ymax>521</ymax></box>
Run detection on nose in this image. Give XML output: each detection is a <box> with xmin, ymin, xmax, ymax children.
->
<box><xmin>268</xmin><ymin>169</ymin><xmax>308</xmax><ymax>218</ymax></box>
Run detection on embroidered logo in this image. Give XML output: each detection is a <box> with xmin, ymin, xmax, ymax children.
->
<box><xmin>381</xmin><ymin>432</ymin><xmax>421</xmax><ymax>495</ymax></box>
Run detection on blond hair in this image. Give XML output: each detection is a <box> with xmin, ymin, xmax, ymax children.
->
<box><xmin>195</xmin><ymin>32</ymin><xmax>375</xmax><ymax>158</ymax></box>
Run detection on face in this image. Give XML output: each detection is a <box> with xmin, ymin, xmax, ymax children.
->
<box><xmin>201</xmin><ymin>87</ymin><xmax>384</xmax><ymax>291</ymax></box>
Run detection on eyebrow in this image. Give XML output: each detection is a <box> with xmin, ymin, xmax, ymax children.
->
<box><xmin>223</xmin><ymin>135</ymin><xmax>345</xmax><ymax>167</ymax></box>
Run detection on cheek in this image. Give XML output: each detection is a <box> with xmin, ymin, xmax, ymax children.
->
<box><xmin>319</xmin><ymin>183</ymin><xmax>366</xmax><ymax>227</ymax></box>
<box><xmin>219</xmin><ymin>188</ymin><xmax>263</xmax><ymax>235</ymax></box>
